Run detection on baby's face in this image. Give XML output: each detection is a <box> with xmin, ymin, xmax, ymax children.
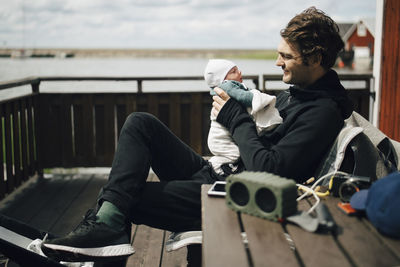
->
<box><xmin>225</xmin><ymin>66</ymin><xmax>243</xmax><ymax>83</ymax></box>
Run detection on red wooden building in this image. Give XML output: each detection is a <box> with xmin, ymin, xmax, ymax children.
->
<box><xmin>342</xmin><ymin>19</ymin><xmax>375</xmax><ymax>56</ymax></box>
<box><xmin>338</xmin><ymin>19</ymin><xmax>375</xmax><ymax>70</ymax></box>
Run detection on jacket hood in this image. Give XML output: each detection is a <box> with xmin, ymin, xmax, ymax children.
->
<box><xmin>289</xmin><ymin>69</ymin><xmax>354</xmax><ymax>119</ymax></box>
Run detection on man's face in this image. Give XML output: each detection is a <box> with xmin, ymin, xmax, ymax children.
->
<box><xmin>276</xmin><ymin>38</ymin><xmax>315</xmax><ymax>88</ymax></box>
<box><xmin>225</xmin><ymin>66</ymin><xmax>243</xmax><ymax>83</ymax></box>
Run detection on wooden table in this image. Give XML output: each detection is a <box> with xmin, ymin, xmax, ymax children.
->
<box><xmin>201</xmin><ymin>185</ymin><xmax>400</xmax><ymax>267</ymax></box>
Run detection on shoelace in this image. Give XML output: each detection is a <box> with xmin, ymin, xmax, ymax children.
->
<box><xmin>71</xmin><ymin>210</ymin><xmax>99</xmax><ymax>234</ymax></box>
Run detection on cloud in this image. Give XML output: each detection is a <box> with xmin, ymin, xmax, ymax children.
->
<box><xmin>0</xmin><ymin>0</ymin><xmax>376</xmax><ymax>49</ymax></box>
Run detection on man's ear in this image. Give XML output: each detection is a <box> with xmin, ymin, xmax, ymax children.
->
<box><xmin>309</xmin><ymin>53</ymin><xmax>322</xmax><ymax>66</ymax></box>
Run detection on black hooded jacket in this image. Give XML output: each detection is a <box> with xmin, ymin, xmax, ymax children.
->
<box><xmin>216</xmin><ymin>69</ymin><xmax>353</xmax><ymax>182</ymax></box>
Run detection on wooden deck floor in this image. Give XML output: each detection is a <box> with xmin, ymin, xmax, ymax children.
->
<box><xmin>0</xmin><ymin>170</ymin><xmax>190</xmax><ymax>267</ymax></box>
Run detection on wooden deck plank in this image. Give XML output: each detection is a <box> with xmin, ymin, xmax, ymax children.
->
<box><xmin>285</xmin><ymin>200</ymin><xmax>352</xmax><ymax>267</ymax></box>
<box><xmin>49</xmin><ymin>173</ymin><xmax>108</xmax><ymax>235</ymax></box>
<box><xmin>160</xmin><ymin>231</ymin><xmax>188</xmax><ymax>267</ymax></box>
<box><xmin>241</xmin><ymin>214</ymin><xmax>299</xmax><ymax>267</ymax></box>
<box><xmin>28</xmin><ymin>174</ymin><xmax>92</xmax><ymax>232</ymax></box>
<box><xmin>201</xmin><ymin>185</ymin><xmax>248</xmax><ymax>267</ymax></box>
<box><xmin>0</xmin><ymin>171</ymin><xmax>191</xmax><ymax>267</ymax></box>
<box><xmin>125</xmin><ymin>171</ymin><xmax>190</xmax><ymax>267</ymax></box>
<box><xmin>361</xmin><ymin>219</ymin><xmax>400</xmax><ymax>258</ymax></box>
<box><xmin>127</xmin><ymin>224</ymin><xmax>165</xmax><ymax>267</ymax></box>
<box><xmin>0</xmin><ymin>173</ymin><xmax>105</xmax><ymax>236</ymax></box>
<box><xmin>0</xmin><ymin>175</ymin><xmax>71</xmax><ymax>225</ymax></box>
<box><xmin>324</xmin><ymin>197</ymin><xmax>400</xmax><ymax>266</ymax></box>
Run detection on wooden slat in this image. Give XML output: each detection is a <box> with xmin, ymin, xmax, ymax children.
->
<box><xmin>32</xmin><ymin>94</ymin><xmax>42</xmax><ymax>174</ymax></box>
<box><xmin>0</xmin><ymin>104</ymin><xmax>5</xmax><ymax>198</ymax></box>
<box><xmin>48</xmin><ymin>101</ymin><xmax>63</xmax><ymax>166</ymax></box>
<box><xmin>201</xmin><ymin>185</ymin><xmax>249</xmax><ymax>267</ymax></box>
<box><xmin>72</xmin><ymin>95</ymin><xmax>95</xmax><ymax>166</ymax></box>
<box><xmin>285</xmin><ymin>200</ymin><xmax>351</xmax><ymax>267</ymax></box>
<box><xmin>4</xmin><ymin>102</ymin><xmax>14</xmax><ymax>192</ymax></box>
<box><xmin>104</xmin><ymin>96</ymin><xmax>116</xmax><ymax>164</ymax></box>
<box><xmin>241</xmin><ymin>214</ymin><xmax>299</xmax><ymax>267</ymax></box>
<box><xmin>127</xmin><ymin>94</ymin><xmax>136</xmax><ymax>114</ymax></box>
<box><xmin>60</xmin><ymin>95</ymin><xmax>74</xmax><ymax>167</ymax></box>
<box><xmin>94</xmin><ymin>104</ymin><xmax>106</xmax><ymax>164</ymax></box>
<box><xmin>126</xmin><ymin>169</ymin><xmax>190</xmax><ymax>266</ymax></box>
<box><xmin>94</xmin><ymin>95</ymin><xmax>116</xmax><ymax>166</ymax></box>
<box><xmin>19</xmin><ymin>98</ymin><xmax>29</xmax><ymax>180</ymax></box>
<box><xmin>36</xmin><ymin>94</ymin><xmax>50</xmax><ymax>166</ymax></box>
<box><xmin>115</xmin><ymin>93</ymin><xmax>136</xmax><ymax>138</ymax></box>
<box><xmin>169</xmin><ymin>94</ymin><xmax>181</xmax><ymax>137</ymax></box>
<box><xmin>49</xmin><ymin>173</ymin><xmax>108</xmax><ymax>235</ymax></box>
<box><xmin>116</xmin><ymin>104</ymin><xmax>126</xmax><ymax>139</ymax></box>
<box><xmin>148</xmin><ymin>94</ymin><xmax>158</xmax><ymax>117</ymax></box>
<box><xmin>26</xmin><ymin>97</ymin><xmax>36</xmax><ymax>176</ymax></box>
<box><xmin>180</xmin><ymin>103</ymin><xmax>191</xmax><ymax>146</ymax></box>
<box><xmin>127</xmin><ymin>224</ymin><xmax>165</xmax><ymax>267</ymax></box>
<box><xmin>37</xmin><ymin>94</ymin><xmax>63</xmax><ymax>167</ymax></box>
<box><xmin>12</xmin><ymin>100</ymin><xmax>22</xmax><ymax>187</ymax></box>
<box><xmin>0</xmin><ymin>175</ymin><xmax>70</xmax><ymax>224</ymax></box>
<box><xmin>360</xmin><ymin>218</ymin><xmax>400</xmax><ymax>259</ymax></box>
<box><xmin>0</xmin><ymin>172</ymin><xmax>107</xmax><ymax>236</ymax></box>
<box><xmin>190</xmin><ymin>93</ymin><xmax>203</xmax><ymax>154</ymax></box>
<box><xmin>160</xmin><ymin>232</ymin><xmax>188</xmax><ymax>267</ymax></box>
<box><xmin>136</xmin><ymin>94</ymin><xmax>148</xmax><ymax>113</ymax></box>
<box><xmin>324</xmin><ymin>198</ymin><xmax>400</xmax><ymax>266</ymax></box>
<box><xmin>28</xmin><ymin>174</ymin><xmax>92</xmax><ymax>231</ymax></box>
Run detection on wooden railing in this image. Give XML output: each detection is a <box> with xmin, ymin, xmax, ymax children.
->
<box><xmin>0</xmin><ymin>73</ymin><xmax>372</xmax><ymax>200</ymax></box>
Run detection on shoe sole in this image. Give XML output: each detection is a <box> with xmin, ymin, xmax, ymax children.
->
<box><xmin>41</xmin><ymin>243</ymin><xmax>135</xmax><ymax>262</ymax></box>
<box><xmin>165</xmin><ymin>231</ymin><xmax>202</xmax><ymax>252</ymax></box>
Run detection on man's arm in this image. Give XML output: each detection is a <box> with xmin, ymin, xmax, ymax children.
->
<box><xmin>214</xmin><ymin>90</ymin><xmax>343</xmax><ymax>182</ymax></box>
<box><xmin>231</xmin><ymin>103</ymin><xmax>342</xmax><ymax>181</ymax></box>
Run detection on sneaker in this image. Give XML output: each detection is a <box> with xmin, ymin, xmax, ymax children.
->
<box><xmin>41</xmin><ymin>210</ymin><xmax>135</xmax><ymax>262</ymax></box>
<box><xmin>165</xmin><ymin>231</ymin><xmax>202</xmax><ymax>252</ymax></box>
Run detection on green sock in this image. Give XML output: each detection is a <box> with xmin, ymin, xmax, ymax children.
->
<box><xmin>96</xmin><ymin>201</ymin><xmax>126</xmax><ymax>231</ymax></box>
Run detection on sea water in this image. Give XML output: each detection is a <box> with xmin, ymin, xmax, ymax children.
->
<box><xmin>0</xmin><ymin>57</ymin><xmax>363</xmax><ymax>100</ymax></box>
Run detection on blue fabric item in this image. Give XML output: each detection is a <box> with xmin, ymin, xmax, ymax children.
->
<box><xmin>349</xmin><ymin>189</ymin><xmax>368</xmax><ymax>210</ymax></box>
<box><xmin>350</xmin><ymin>171</ymin><xmax>400</xmax><ymax>238</ymax></box>
<box><xmin>211</xmin><ymin>80</ymin><xmax>253</xmax><ymax>107</ymax></box>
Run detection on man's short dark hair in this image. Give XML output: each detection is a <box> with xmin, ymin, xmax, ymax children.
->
<box><xmin>280</xmin><ymin>7</ymin><xmax>344</xmax><ymax>69</ymax></box>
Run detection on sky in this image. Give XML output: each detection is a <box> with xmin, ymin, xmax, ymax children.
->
<box><xmin>0</xmin><ymin>0</ymin><xmax>376</xmax><ymax>49</ymax></box>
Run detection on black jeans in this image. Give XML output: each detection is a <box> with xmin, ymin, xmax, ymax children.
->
<box><xmin>98</xmin><ymin>112</ymin><xmax>219</xmax><ymax>232</ymax></box>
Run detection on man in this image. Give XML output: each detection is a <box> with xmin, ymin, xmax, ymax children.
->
<box><xmin>41</xmin><ymin>6</ymin><xmax>352</xmax><ymax>262</ymax></box>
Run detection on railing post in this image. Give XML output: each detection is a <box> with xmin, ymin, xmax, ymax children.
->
<box><xmin>31</xmin><ymin>80</ymin><xmax>40</xmax><ymax>94</ymax></box>
<box><xmin>31</xmin><ymin>81</ymin><xmax>43</xmax><ymax>177</ymax></box>
<box><xmin>138</xmin><ymin>79</ymin><xmax>143</xmax><ymax>93</ymax></box>
<box><xmin>252</xmin><ymin>78</ymin><xmax>259</xmax><ymax>90</ymax></box>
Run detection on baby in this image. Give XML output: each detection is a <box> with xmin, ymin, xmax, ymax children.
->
<box><xmin>204</xmin><ymin>59</ymin><xmax>282</xmax><ymax>175</ymax></box>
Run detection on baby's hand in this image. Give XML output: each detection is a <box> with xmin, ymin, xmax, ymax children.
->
<box><xmin>219</xmin><ymin>81</ymin><xmax>253</xmax><ymax>107</ymax></box>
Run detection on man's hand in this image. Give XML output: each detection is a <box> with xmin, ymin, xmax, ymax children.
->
<box><xmin>212</xmin><ymin>87</ymin><xmax>230</xmax><ymax>117</ymax></box>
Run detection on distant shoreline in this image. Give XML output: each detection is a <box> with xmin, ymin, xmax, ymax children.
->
<box><xmin>0</xmin><ymin>48</ymin><xmax>277</xmax><ymax>60</ymax></box>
